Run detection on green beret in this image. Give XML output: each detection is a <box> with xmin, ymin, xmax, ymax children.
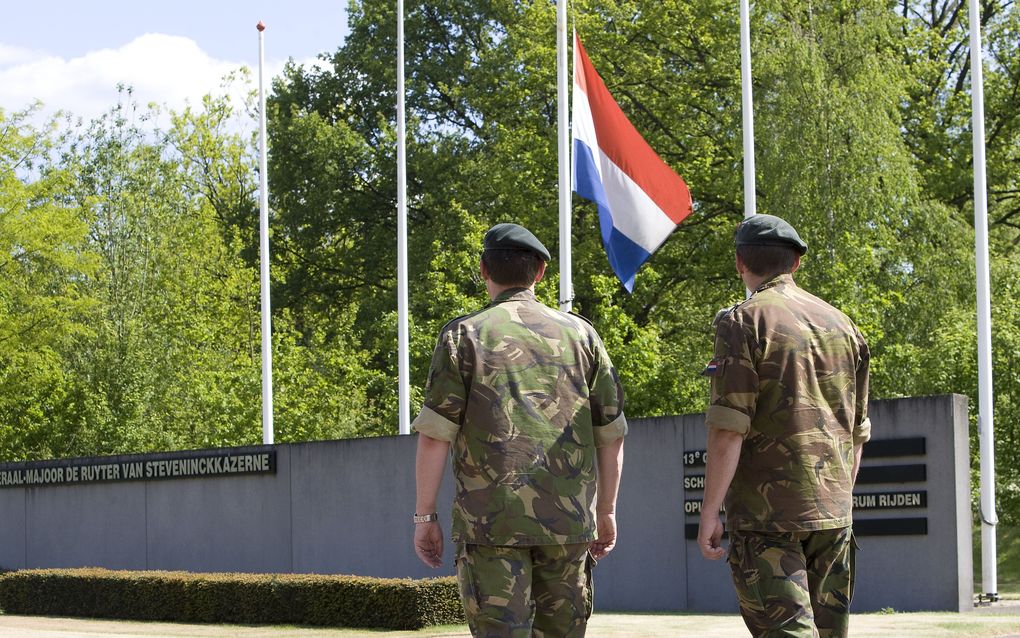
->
<box><xmin>734</xmin><ymin>214</ymin><xmax>808</xmax><ymax>255</ymax></box>
<box><xmin>483</xmin><ymin>223</ymin><xmax>551</xmax><ymax>262</ymax></box>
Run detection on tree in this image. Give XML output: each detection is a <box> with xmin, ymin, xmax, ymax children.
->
<box><xmin>2</xmin><ymin>0</ymin><xmax>1017</xmax><ymax>531</ymax></box>
<box><xmin>897</xmin><ymin>0</ymin><xmax>1020</xmax><ymax>522</ymax></box>
<box><xmin>57</xmin><ymin>97</ymin><xmax>257</xmax><ymax>454</ymax></box>
<box><xmin>267</xmin><ymin>0</ymin><xmax>976</xmax><ymax>423</ymax></box>
<box><xmin>0</xmin><ymin>105</ymin><xmax>94</xmax><ymax>459</ymax></box>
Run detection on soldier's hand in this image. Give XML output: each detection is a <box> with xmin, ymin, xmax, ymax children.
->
<box><xmin>589</xmin><ymin>512</ymin><xmax>617</xmax><ymax>559</ymax></box>
<box><xmin>698</xmin><ymin>511</ymin><xmax>726</xmax><ymax>560</ymax></box>
<box><xmin>414</xmin><ymin>522</ymin><xmax>444</xmax><ymax>568</ymax></box>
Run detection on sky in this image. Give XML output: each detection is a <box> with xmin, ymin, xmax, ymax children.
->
<box><xmin>2</xmin><ymin>0</ymin><xmax>350</xmax><ymax>124</ymax></box>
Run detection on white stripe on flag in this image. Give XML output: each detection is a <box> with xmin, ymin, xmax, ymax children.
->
<box><xmin>596</xmin><ymin>149</ymin><xmax>678</xmax><ymax>254</ymax></box>
<box><xmin>572</xmin><ymin>84</ymin><xmax>601</xmax><ymax>183</ymax></box>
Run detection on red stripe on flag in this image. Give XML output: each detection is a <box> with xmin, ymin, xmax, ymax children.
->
<box><xmin>574</xmin><ymin>35</ymin><xmax>692</xmax><ymax>225</ymax></box>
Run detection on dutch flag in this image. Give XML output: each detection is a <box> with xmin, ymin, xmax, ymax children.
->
<box><xmin>572</xmin><ymin>33</ymin><xmax>693</xmax><ymax>292</ymax></box>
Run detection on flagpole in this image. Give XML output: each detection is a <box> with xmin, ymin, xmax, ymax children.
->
<box><xmin>557</xmin><ymin>0</ymin><xmax>572</xmax><ymax>311</ymax></box>
<box><xmin>739</xmin><ymin>0</ymin><xmax>756</xmax><ymax>219</ymax></box>
<box><xmin>968</xmin><ymin>0</ymin><xmax>997</xmax><ymax>601</ymax></box>
<box><xmin>396</xmin><ymin>0</ymin><xmax>411</xmax><ymax>435</ymax></box>
<box><xmin>256</xmin><ymin>21</ymin><xmax>274</xmax><ymax>445</ymax></box>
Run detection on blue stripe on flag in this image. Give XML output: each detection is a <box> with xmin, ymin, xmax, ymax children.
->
<box><xmin>602</xmin><ymin>221</ymin><xmax>649</xmax><ymax>293</ymax></box>
<box><xmin>573</xmin><ymin>139</ymin><xmax>612</xmax><ymax>246</ymax></box>
<box><xmin>573</xmin><ymin>138</ymin><xmax>650</xmax><ymax>293</ymax></box>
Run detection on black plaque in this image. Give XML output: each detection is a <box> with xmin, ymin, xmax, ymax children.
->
<box><xmin>683</xmin><ymin>450</ymin><xmax>708</xmax><ymax>467</ymax></box>
<box><xmin>853</xmin><ymin>490</ymin><xmax>927</xmax><ymax>510</ymax></box>
<box><xmin>0</xmin><ymin>446</ymin><xmax>276</xmax><ymax>488</ymax></box>
<box><xmin>854</xmin><ymin>517</ymin><xmax>928</xmax><ymax>536</ymax></box>
<box><xmin>685</xmin><ymin>518</ymin><xmax>928</xmax><ymax>540</ymax></box>
<box><xmin>685</xmin><ymin>523</ymin><xmax>728</xmax><ymax>540</ymax></box>
<box><xmin>684</xmin><ymin>474</ymin><xmax>706</xmax><ymax>490</ymax></box>
<box><xmin>862</xmin><ymin>437</ymin><xmax>926</xmax><ymax>458</ymax></box>
<box><xmin>856</xmin><ymin>464</ymin><xmax>926</xmax><ymax>484</ymax></box>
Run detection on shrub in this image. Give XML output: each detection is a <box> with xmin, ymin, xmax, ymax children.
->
<box><xmin>0</xmin><ymin>568</ymin><xmax>463</xmax><ymax>630</ymax></box>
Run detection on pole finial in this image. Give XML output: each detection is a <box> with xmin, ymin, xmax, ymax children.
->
<box><xmin>256</xmin><ymin>21</ymin><xmax>266</xmax><ymax>32</ymax></box>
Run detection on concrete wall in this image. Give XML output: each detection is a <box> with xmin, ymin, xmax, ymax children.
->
<box><xmin>0</xmin><ymin>395</ymin><xmax>971</xmax><ymax>613</ymax></box>
<box><xmin>851</xmin><ymin>395</ymin><xmax>973</xmax><ymax>612</ymax></box>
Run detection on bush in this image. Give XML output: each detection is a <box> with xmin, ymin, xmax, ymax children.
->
<box><xmin>0</xmin><ymin>568</ymin><xmax>463</xmax><ymax>630</ymax></box>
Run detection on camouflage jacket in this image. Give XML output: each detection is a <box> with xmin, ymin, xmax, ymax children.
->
<box><xmin>412</xmin><ymin>288</ymin><xmax>627</xmax><ymax>546</ymax></box>
<box><xmin>704</xmin><ymin>274</ymin><xmax>871</xmax><ymax>532</ymax></box>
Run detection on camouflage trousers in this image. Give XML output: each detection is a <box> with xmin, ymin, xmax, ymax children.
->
<box><xmin>728</xmin><ymin>527</ymin><xmax>856</xmax><ymax>638</ymax></box>
<box><xmin>455</xmin><ymin>542</ymin><xmax>594</xmax><ymax>638</ymax></box>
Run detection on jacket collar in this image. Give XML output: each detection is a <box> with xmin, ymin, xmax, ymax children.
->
<box><xmin>489</xmin><ymin>287</ymin><xmax>536</xmax><ymax>305</ymax></box>
<box><xmin>753</xmin><ymin>273</ymin><xmax>795</xmax><ymax>295</ymax></box>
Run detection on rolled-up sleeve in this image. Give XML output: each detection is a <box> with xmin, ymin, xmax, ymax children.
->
<box><xmin>853</xmin><ymin>417</ymin><xmax>872</xmax><ymax>445</ymax></box>
<box><xmin>412</xmin><ymin>405</ymin><xmax>460</xmax><ymax>442</ymax></box>
<box><xmin>412</xmin><ymin>329</ymin><xmax>466</xmax><ymax>442</ymax></box>
<box><xmin>595</xmin><ymin>413</ymin><xmax>628</xmax><ymax>447</ymax></box>
<box><xmin>706</xmin><ymin>404</ymin><xmax>751</xmax><ymax>435</ymax></box>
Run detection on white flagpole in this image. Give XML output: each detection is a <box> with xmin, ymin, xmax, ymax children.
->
<box><xmin>396</xmin><ymin>0</ymin><xmax>411</xmax><ymax>435</ymax></box>
<box><xmin>968</xmin><ymin>0</ymin><xmax>997</xmax><ymax>600</ymax></box>
<box><xmin>256</xmin><ymin>21</ymin><xmax>274</xmax><ymax>445</ymax></box>
<box><xmin>739</xmin><ymin>0</ymin><xmax>756</xmax><ymax>219</ymax></box>
<box><xmin>557</xmin><ymin>0</ymin><xmax>572</xmax><ymax>312</ymax></box>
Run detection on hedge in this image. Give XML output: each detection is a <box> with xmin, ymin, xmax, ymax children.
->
<box><xmin>0</xmin><ymin>568</ymin><xmax>464</xmax><ymax>630</ymax></box>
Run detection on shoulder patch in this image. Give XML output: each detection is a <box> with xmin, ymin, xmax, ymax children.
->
<box><xmin>701</xmin><ymin>356</ymin><xmax>727</xmax><ymax>377</ymax></box>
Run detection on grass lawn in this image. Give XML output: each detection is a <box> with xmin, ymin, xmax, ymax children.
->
<box><xmin>2</xmin><ymin>525</ymin><xmax>1017</xmax><ymax>637</ymax></box>
<box><xmin>3</xmin><ymin>611</ymin><xmax>1020</xmax><ymax>637</ymax></box>
<box><xmin>975</xmin><ymin>522</ymin><xmax>1020</xmax><ymax>598</ymax></box>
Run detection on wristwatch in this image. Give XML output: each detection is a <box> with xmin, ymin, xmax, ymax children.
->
<box><xmin>413</xmin><ymin>512</ymin><xmax>438</xmax><ymax>524</ymax></box>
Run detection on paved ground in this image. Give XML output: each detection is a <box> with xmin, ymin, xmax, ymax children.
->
<box><xmin>4</xmin><ymin>608</ymin><xmax>1020</xmax><ymax>638</ymax></box>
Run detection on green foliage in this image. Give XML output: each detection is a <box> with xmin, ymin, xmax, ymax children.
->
<box><xmin>0</xmin><ymin>79</ymin><xmax>396</xmax><ymax>459</ymax></box>
<box><xmin>896</xmin><ymin>0</ymin><xmax>1020</xmax><ymax>522</ymax></box>
<box><xmin>975</xmin><ymin>523</ymin><xmax>1020</xmax><ymax>595</ymax></box>
<box><xmin>264</xmin><ymin>0</ymin><xmax>1010</xmax><ymax>425</ymax></box>
<box><xmin>55</xmin><ymin>97</ymin><xmax>263</xmax><ymax>455</ymax></box>
<box><xmin>0</xmin><ymin>568</ymin><xmax>463</xmax><ymax>630</ymax></box>
<box><xmin>272</xmin><ymin>313</ymin><xmax>391</xmax><ymax>441</ymax></box>
<box><xmin>987</xmin><ymin>255</ymin><xmax>1020</xmax><ymax>523</ymax></box>
<box><xmin>0</xmin><ymin>0</ymin><xmax>1018</xmax><ymax>526</ymax></box>
<box><xmin>0</xmin><ymin>106</ymin><xmax>95</xmax><ymax>459</ymax></box>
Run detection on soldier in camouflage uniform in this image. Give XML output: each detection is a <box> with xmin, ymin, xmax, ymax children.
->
<box><xmin>412</xmin><ymin>223</ymin><xmax>627</xmax><ymax>638</ymax></box>
<box><xmin>697</xmin><ymin>214</ymin><xmax>871</xmax><ymax>638</ymax></box>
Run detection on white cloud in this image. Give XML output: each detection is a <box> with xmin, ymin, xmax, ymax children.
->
<box><xmin>0</xmin><ymin>34</ymin><xmax>309</xmax><ymax>125</ymax></box>
<box><xmin>0</xmin><ymin>43</ymin><xmax>42</xmax><ymax>67</ymax></box>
